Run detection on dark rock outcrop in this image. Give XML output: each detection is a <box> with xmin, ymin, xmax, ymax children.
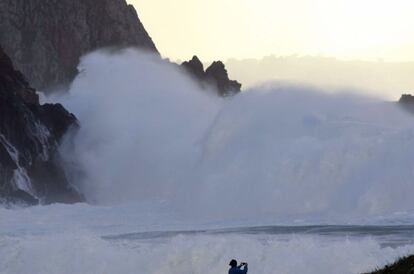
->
<box><xmin>205</xmin><ymin>61</ymin><xmax>242</xmax><ymax>96</ymax></box>
<box><xmin>181</xmin><ymin>56</ymin><xmax>242</xmax><ymax>96</ymax></box>
<box><xmin>399</xmin><ymin>94</ymin><xmax>414</xmax><ymax>104</ymax></box>
<box><xmin>398</xmin><ymin>94</ymin><xmax>414</xmax><ymax>113</ymax></box>
<box><xmin>362</xmin><ymin>255</ymin><xmax>414</xmax><ymax>274</ymax></box>
<box><xmin>0</xmin><ymin>0</ymin><xmax>158</xmax><ymax>91</ymax></box>
<box><xmin>0</xmin><ymin>46</ymin><xmax>83</xmax><ymax>205</ymax></box>
<box><xmin>182</xmin><ymin>56</ymin><xmax>205</xmax><ymax>80</ymax></box>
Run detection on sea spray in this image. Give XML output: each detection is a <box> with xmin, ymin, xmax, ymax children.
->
<box><xmin>58</xmin><ymin>49</ymin><xmax>414</xmax><ymax>224</ymax></box>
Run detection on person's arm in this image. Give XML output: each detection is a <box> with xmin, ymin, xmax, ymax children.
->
<box><xmin>237</xmin><ymin>264</ymin><xmax>248</xmax><ymax>274</ymax></box>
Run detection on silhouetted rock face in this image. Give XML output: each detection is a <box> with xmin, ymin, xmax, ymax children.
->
<box><xmin>0</xmin><ymin>0</ymin><xmax>157</xmax><ymax>91</ymax></box>
<box><xmin>182</xmin><ymin>56</ymin><xmax>205</xmax><ymax>80</ymax></box>
<box><xmin>362</xmin><ymin>255</ymin><xmax>414</xmax><ymax>274</ymax></box>
<box><xmin>205</xmin><ymin>61</ymin><xmax>242</xmax><ymax>96</ymax></box>
<box><xmin>398</xmin><ymin>94</ymin><xmax>414</xmax><ymax>113</ymax></box>
<box><xmin>399</xmin><ymin>94</ymin><xmax>414</xmax><ymax>104</ymax></box>
<box><xmin>181</xmin><ymin>56</ymin><xmax>242</xmax><ymax>96</ymax></box>
<box><xmin>0</xmin><ymin>46</ymin><xmax>84</xmax><ymax>205</ymax></box>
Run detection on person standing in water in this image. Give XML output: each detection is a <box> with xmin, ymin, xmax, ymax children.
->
<box><xmin>229</xmin><ymin>259</ymin><xmax>248</xmax><ymax>274</ymax></box>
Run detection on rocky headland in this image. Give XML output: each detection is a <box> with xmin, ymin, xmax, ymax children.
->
<box><xmin>0</xmin><ymin>46</ymin><xmax>83</xmax><ymax>205</ymax></box>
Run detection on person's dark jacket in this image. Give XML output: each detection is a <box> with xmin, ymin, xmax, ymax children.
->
<box><xmin>229</xmin><ymin>264</ymin><xmax>248</xmax><ymax>274</ymax></box>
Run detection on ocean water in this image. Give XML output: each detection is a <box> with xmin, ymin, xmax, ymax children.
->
<box><xmin>3</xmin><ymin>49</ymin><xmax>414</xmax><ymax>273</ymax></box>
<box><xmin>1</xmin><ymin>203</ymin><xmax>414</xmax><ymax>274</ymax></box>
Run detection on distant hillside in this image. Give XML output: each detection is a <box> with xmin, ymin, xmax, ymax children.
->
<box><xmin>226</xmin><ymin>56</ymin><xmax>414</xmax><ymax>99</ymax></box>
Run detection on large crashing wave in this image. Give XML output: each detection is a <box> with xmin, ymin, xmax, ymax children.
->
<box><xmin>58</xmin><ymin>49</ymin><xmax>414</xmax><ymax>223</ymax></box>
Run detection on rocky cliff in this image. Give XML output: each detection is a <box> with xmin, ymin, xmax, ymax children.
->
<box><xmin>0</xmin><ymin>46</ymin><xmax>83</xmax><ymax>205</ymax></box>
<box><xmin>0</xmin><ymin>0</ymin><xmax>157</xmax><ymax>91</ymax></box>
<box><xmin>182</xmin><ymin>56</ymin><xmax>242</xmax><ymax>96</ymax></box>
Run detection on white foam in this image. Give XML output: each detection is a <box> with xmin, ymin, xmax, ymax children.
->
<box><xmin>0</xmin><ymin>230</ymin><xmax>413</xmax><ymax>274</ymax></box>
<box><xmin>2</xmin><ymin>202</ymin><xmax>414</xmax><ymax>274</ymax></box>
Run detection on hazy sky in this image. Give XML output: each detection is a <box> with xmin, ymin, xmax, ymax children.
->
<box><xmin>129</xmin><ymin>0</ymin><xmax>414</xmax><ymax>62</ymax></box>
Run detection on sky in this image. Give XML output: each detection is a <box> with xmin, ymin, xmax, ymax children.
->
<box><xmin>129</xmin><ymin>0</ymin><xmax>414</xmax><ymax>62</ymax></box>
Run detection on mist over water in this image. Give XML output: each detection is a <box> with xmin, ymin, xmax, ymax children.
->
<box><xmin>58</xmin><ymin>49</ymin><xmax>414</xmax><ymax>224</ymax></box>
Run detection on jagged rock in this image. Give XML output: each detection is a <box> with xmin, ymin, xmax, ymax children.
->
<box><xmin>0</xmin><ymin>46</ymin><xmax>84</xmax><ymax>205</ymax></box>
<box><xmin>0</xmin><ymin>0</ymin><xmax>158</xmax><ymax>91</ymax></box>
<box><xmin>181</xmin><ymin>56</ymin><xmax>242</xmax><ymax>96</ymax></box>
<box><xmin>398</xmin><ymin>94</ymin><xmax>414</xmax><ymax>113</ymax></box>
<box><xmin>6</xmin><ymin>189</ymin><xmax>39</xmax><ymax>206</ymax></box>
<box><xmin>35</xmin><ymin>104</ymin><xmax>77</xmax><ymax>142</ymax></box>
<box><xmin>205</xmin><ymin>61</ymin><xmax>242</xmax><ymax>96</ymax></box>
<box><xmin>182</xmin><ymin>56</ymin><xmax>205</xmax><ymax>80</ymax></box>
